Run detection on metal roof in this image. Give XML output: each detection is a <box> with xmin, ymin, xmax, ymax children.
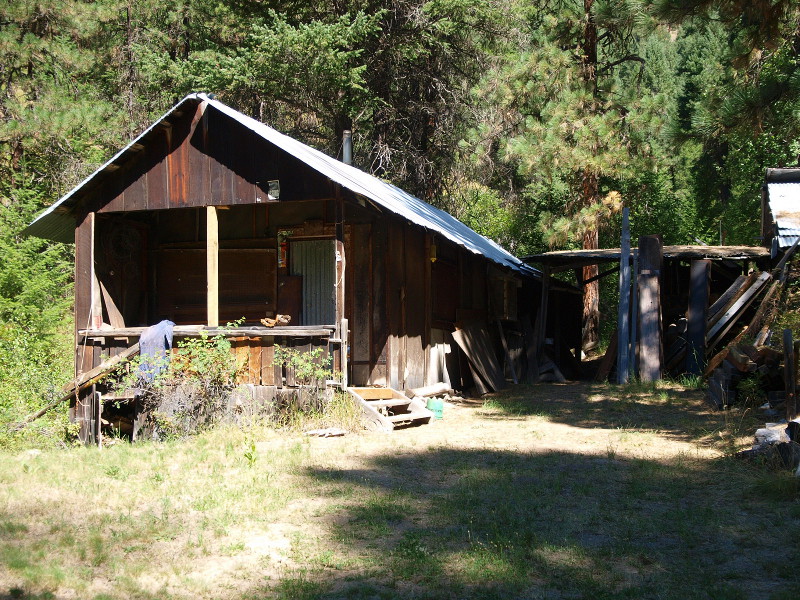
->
<box><xmin>767</xmin><ymin>181</ymin><xmax>800</xmax><ymax>249</ymax></box>
<box><xmin>525</xmin><ymin>245</ymin><xmax>770</xmax><ymax>269</ymax></box>
<box><xmin>25</xmin><ymin>93</ymin><xmax>536</xmax><ymax>277</ymax></box>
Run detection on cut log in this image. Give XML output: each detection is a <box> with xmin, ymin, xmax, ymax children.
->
<box><xmin>703</xmin><ymin>347</ymin><xmax>730</xmax><ymax>378</ymax></box>
<box><xmin>407</xmin><ymin>382</ymin><xmax>453</xmax><ymax>398</ymax></box>
<box><xmin>726</xmin><ymin>346</ymin><xmax>757</xmax><ymax>373</ymax></box>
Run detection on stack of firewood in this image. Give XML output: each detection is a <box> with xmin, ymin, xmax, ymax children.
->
<box><xmin>705</xmin><ymin>344</ymin><xmax>782</xmax><ymax>409</ymax></box>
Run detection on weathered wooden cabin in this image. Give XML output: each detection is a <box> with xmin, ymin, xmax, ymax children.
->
<box><xmin>25</xmin><ymin>93</ymin><xmax>581</xmax><ymax>439</ymax></box>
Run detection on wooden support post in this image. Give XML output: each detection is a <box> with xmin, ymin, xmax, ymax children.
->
<box><xmin>616</xmin><ymin>207</ymin><xmax>630</xmax><ymax>384</ymax></box>
<box><xmin>638</xmin><ymin>235</ymin><xmax>663</xmax><ymax>382</ymax></box>
<box><xmin>793</xmin><ymin>340</ymin><xmax>800</xmax><ymax>421</ymax></box>
<box><xmin>629</xmin><ymin>248</ymin><xmax>638</xmax><ymax>378</ymax></box>
<box><xmin>686</xmin><ymin>260</ymin><xmax>711</xmax><ymax>375</ymax></box>
<box><xmin>533</xmin><ymin>268</ymin><xmax>551</xmax><ymax>382</ymax></box>
<box><xmin>340</xmin><ymin>318</ymin><xmax>349</xmax><ymax>388</ymax></box>
<box><xmin>335</xmin><ymin>192</ymin><xmax>345</xmax><ymax>377</ymax></box>
<box><xmin>784</xmin><ymin>330</ymin><xmax>796</xmax><ymax>421</ymax></box>
<box><xmin>207</xmin><ymin>206</ymin><xmax>219</xmax><ymax>327</ymax></box>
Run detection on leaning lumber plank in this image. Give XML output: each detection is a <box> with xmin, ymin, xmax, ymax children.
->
<box><xmin>14</xmin><ymin>343</ymin><xmax>141</xmax><ymax>430</ymax></box>
<box><xmin>62</xmin><ymin>343</ymin><xmax>140</xmax><ymax>394</ymax></box>
<box><xmin>707</xmin><ymin>275</ymin><xmax>746</xmax><ymax>324</ymax></box>
<box><xmin>706</xmin><ymin>272</ymin><xmax>771</xmax><ymax>347</ymax></box>
<box><xmin>772</xmin><ymin>236</ymin><xmax>800</xmax><ymax>281</ymax></box>
<box><xmin>496</xmin><ymin>320</ymin><xmax>518</xmax><ymax>384</ymax></box>
<box><xmin>730</xmin><ymin>279</ymin><xmax>781</xmax><ymax>346</ymax></box>
<box><xmin>452</xmin><ymin>324</ymin><xmax>506</xmax><ymax>392</ymax></box>
<box><xmin>703</xmin><ymin>347</ymin><xmax>730</xmax><ymax>378</ymax></box>
<box><xmin>594</xmin><ymin>328</ymin><xmax>618</xmax><ymax>382</ymax></box>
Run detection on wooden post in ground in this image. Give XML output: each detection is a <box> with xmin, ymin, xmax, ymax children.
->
<box><xmin>785</xmin><ymin>329</ymin><xmax>797</xmax><ymax>421</ymax></box>
<box><xmin>686</xmin><ymin>260</ymin><xmax>711</xmax><ymax>375</ymax></box>
<box><xmin>206</xmin><ymin>206</ymin><xmax>219</xmax><ymax>327</ymax></box>
<box><xmin>532</xmin><ymin>268</ymin><xmax>551</xmax><ymax>382</ymax></box>
<box><xmin>638</xmin><ymin>235</ymin><xmax>663</xmax><ymax>382</ymax></box>
<box><xmin>629</xmin><ymin>248</ymin><xmax>638</xmax><ymax>378</ymax></box>
<box><xmin>616</xmin><ymin>207</ymin><xmax>631</xmax><ymax>383</ymax></box>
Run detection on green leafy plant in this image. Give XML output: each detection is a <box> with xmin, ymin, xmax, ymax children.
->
<box><xmin>110</xmin><ymin>329</ymin><xmax>244</xmax><ymax>440</ymax></box>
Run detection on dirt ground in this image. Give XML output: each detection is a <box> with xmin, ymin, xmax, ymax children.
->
<box><xmin>301</xmin><ymin>381</ymin><xmax>724</xmax><ymax>461</ymax></box>
<box><xmin>4</xmin><ymin>380</ymin><xmax>798</xmax><ymax>600</ymax></box>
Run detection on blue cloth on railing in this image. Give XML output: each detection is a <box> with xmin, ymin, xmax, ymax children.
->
<box><xmin>138</xmin><ymin>320</ymin><xmax>175</xmax><ymax>382</ymax></box>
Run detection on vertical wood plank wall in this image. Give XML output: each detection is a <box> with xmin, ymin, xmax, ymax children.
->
<box><xmin>345</xmin><ymin>217</ymin><xmax>496</xmax><ymax>390</ymax></box>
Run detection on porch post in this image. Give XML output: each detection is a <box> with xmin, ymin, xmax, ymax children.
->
<box><xmin>335</xmin><ymin>193</ymin><xmax>347</xmax><ymax>385</ymax></box>
<box><xmin>207</xmin><ymin>206</ymin><xmax>219</xmax><ymax>327</ymax></box>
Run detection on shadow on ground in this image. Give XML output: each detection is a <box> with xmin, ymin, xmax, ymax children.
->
<box><xmin>473</xmin><ymin>382</ymin><xmax>726</xmax><ymax>445</ymax></box>
<box><xmin>261</xmin><ymin>446</ymin><xmax>799</xmax><ymax>599</ymax></box>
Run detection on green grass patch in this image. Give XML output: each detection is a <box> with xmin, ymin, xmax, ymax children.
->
<box><xmin>0</xmin><ymin>382</ymin><xmax>798</xmax><ymax>599</ymax></box>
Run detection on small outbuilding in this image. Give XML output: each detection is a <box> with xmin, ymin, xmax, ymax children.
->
<box><xmin>26</xmin><ymin>93</ymin><xmax>581</xmax><ymax>441</ymax></box>
<box><xmin>762</xmin><ymin>167</ymin><xmax>800</xmax><ymax>253</ymax></box>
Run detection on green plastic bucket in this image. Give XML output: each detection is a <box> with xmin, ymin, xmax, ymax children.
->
<box><xmin>426</xmin><ymin>397</ymin><xmax>444</xmax><ymax>419</ymax></box>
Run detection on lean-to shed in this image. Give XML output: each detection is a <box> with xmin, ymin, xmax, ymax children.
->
<box><xmin>25</xmin><ymin>93</ymin><xmax>581</xmax><ymax>436</ymax></box>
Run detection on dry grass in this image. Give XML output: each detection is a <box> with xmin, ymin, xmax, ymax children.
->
<box><xmin>1</xmin><ymin>382</ymin><xmax>799</xmax><ymax>600</ymax></box>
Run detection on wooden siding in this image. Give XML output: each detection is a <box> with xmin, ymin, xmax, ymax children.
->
<box><xmin>343</xmin><ymin>215</ymin><xmax>521</xmax><ymax>390</ymax></box>
<box><xmin>96</xmin><ymin>104</ymin><xmax>333</xmax><ymax>214</ymax></box>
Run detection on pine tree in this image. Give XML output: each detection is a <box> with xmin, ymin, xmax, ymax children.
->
<box><xmin>467</xmin><ymin>0</ymin><xmax>671</xmax><ymax>348</ymax></box>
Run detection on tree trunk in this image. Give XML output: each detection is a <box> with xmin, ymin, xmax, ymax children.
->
<box><xmin>582</xmin><ymin>173</ymin><xmax>600</xmax><ymax>349</ymax></box>
<box><xmin>580</xmin><ymin>0</ymin><xmax>600</xmax><ymax>351</ymax></box>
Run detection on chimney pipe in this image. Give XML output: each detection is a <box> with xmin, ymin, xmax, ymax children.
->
<box><xmin>342</xmin><ymin>130</ymin><xmax>352</xmax><ymax>165</ymax></box>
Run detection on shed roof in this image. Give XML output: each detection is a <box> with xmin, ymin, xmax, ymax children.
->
<box><xmin>765</xmin><ymin>168</ymin><xmax>800</xmax><ymax>249</ymax></box>
<box><xmin>524</xmin><ymin>245</ymin><xmax>770</xmax><ymax>270</ymax></box>
<box><xmin>25</xmin><ymin>93</ymin><xmax>537</xmax><ymax>277</ymax></box>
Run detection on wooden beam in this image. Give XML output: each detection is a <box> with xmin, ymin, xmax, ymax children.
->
<box><xmin>207</xmin><ymin>206</ymin><xmax>219</xmax><ymax>327</ymax></box>
<box><xmin>706</xmin><ymin>272</ymin><xmax>771</xmax><ymax>346</ymax></box>
<box><xmin>708</xmin><ymin>273</ymin><xmax>755</xmax><ymax>329</ymax></box>
<box><xmin>582</xmin><ymin>265</ymin><xmax>619</xmax><ymax>286</ymax></box>
<box><xmin>686</xmin><ymin>260</ymin><xmax>710</xmax><ymax>375</ymax></box>
<box><xmin>773</xmin><ymin>235</ymin><xmax>800</xmax><ymax>281</ymax></box>
<box><xmin>79</xmin><ymin>326</ymin><xmax>334</xmax><ymax>338</ymax></box>
<box><xmin>707</xmin><ymin>275</ymin><xmax>745</xmax><ymax>324</ymax></box>
<box><xmin>14</xmin><ymin>343</ymin><xmax>141</xmax><ymax>430</ymax></box>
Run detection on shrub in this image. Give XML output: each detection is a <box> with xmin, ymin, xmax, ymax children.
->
<box><xmin>111</xmin><ymin>330</ymin><xmax>243</xmax><ymax>440</ymax></box>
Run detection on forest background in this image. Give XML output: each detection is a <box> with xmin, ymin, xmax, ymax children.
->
<box><xmin>2</xmin><ymin>0</ymin><xmax>800</xmax><ymax>445</ymax></box>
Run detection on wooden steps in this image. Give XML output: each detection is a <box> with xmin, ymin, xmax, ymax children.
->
<box><xmin>347</xmin><ymin>386</ymin><xmax>434</xmax><ymax>432</ymax></box>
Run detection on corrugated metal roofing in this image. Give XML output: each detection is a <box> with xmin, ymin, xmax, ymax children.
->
<box><xmin>25</xmin><ymin>93</ymin><xmax>537</xmax><ymax>277</ymax></box>
<box><xmin>767</xmin><ymin>181</ymin><xmax>800</xmax><ymax>248</ymax></box>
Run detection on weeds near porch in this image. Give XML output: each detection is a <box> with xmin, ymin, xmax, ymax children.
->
<box><xmin>110</xmin><ymin>329</ymin><xmax>243</xmax><ymax>439</ymax></box>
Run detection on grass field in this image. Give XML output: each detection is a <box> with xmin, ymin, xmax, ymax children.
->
<box><xmin>1</xmin><ymin>381</ymin><xmax>799</xmax><ymax>599</ymax></box>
